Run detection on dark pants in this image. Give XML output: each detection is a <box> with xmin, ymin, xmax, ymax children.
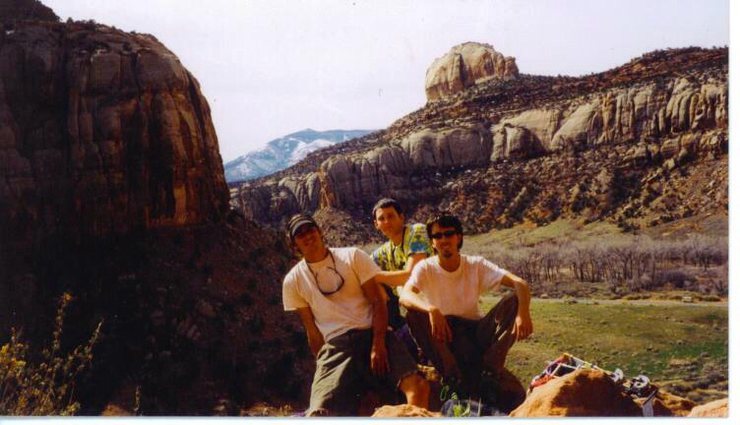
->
<box><xmin>406</xmin><ymin>292</ymin><xmax>525</xmax><ymax>412</ymax></box>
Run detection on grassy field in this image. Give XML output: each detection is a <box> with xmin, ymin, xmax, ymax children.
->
<box><xmin>481</xmin><ymin>295</ymin><xmax>728</xmax><ymax>404</ymax></box>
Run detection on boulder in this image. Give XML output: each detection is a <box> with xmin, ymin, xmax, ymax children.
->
<box><xmin>687</xmin><ymin>398</ymin><xmax>728</xmax><ymax>417</ymax></box>
<box><xmin>425</xmin><ymin>42</ymin><xmax>518</xmax><ymax>101</ymax></box>
<box><xmin>371</xmin><ymin>404</ymin><xmax>442</xmax><ymax>418</ymax></box>
<box><xmin>510</xmin><ymin>369</ymin><xmax>642</xmax><ymax>417</ymax></box>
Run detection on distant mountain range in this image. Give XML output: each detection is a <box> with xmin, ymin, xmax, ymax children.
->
<box><xmin>224</xmin><ymin>129</ymin><xmax>374</xmax><ymax>182</ymax></box>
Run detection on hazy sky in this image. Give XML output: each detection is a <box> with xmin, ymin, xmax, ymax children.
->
<box><xmin>43</xmin><ymin>0</ymin><xmax>729</xmax><ymax>162</ymax></box>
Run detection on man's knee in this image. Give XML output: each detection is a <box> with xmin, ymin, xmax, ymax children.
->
<box><xmin>498</xmin><ymin>292</ymin><xmax>518</xmax><ymax>316</ymax></box>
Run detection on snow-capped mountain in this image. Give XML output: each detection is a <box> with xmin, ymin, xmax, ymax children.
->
<box><xmin>224</xmin><ymin>129</ymin><xmax>374</xmax><ymax>182</ymax></box>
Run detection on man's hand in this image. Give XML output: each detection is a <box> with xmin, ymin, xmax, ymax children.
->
<box><xmin>307</xmin><ymin>327</ymin><xmax>325</xmax><ymax>358</ymax></box>
<box><xmin>370</xmin><ymin>339</ymin><xmax>389</xmax><ymax>375</ymax></box>
<box><xmin>429</xmin><ymin>308</ymin><xmax>452</xmax><ymax>342</ymax></box>
<box><xmin>514</xmin><ymin>312</ymin><xmax>533</xmax><ymax>341</ymax></box>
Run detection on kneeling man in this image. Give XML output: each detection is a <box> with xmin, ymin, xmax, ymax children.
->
<box><xmin>282</xmin><ymin>214</ymin><xmax>429</xmax><ymax>416</ymax></box>
<box><xmin>400</xmin><ymin>212</ymin><xmax>532</xmax><ymax>413</ymax></box>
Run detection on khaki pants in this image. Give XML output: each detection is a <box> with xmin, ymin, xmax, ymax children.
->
<box><xmin>307</xmin><ymin>328</ymin><xmax>418</xmax><ymax>416</ymax></box>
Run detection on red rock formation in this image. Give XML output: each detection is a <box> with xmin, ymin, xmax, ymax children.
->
<box><xmin>510</xmin><ymin>369</ymin><xmax>642</xmax><ymax>417</ymax></box>
<box><xmin>0</xmin><ymin>15</ymin><xmax>312</xmax><ymax>415</ymax></box>
<box><xmin>0</xmin><ymin>20</ymin><xmax>228</xmax><ymax>252</ymax></box>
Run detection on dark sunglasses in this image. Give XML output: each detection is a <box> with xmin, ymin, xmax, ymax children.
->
<box><xmin>430</xmin><ymin>230</ymin><xmax>458</xmax><ymax>240</ymax></box>
<box><xmin>308</xmin><ymin>251</ymin><xmax>345</xmax><ymax>296</ymax></box>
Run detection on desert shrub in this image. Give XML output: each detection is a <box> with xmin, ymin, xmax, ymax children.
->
<box><xmin>0</xmin><ymin>293</ymin><xmax>102</xmax><ymax>415</ymax></box>
<box><xmin>654</xmin><ymin>269</ymin><xmax>696</xmax><ymax>289</ymax></box>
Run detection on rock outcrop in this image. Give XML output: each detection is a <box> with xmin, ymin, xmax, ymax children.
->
<box><xmin>511</xmin><ymin>369</ymin><xmax>641</xmax><ymax>417</ymax></box>
<box><xmin>234</xmin><ymin>47</ymin><xmax>727</xmax><ymax>239</ymax></box>
<box><xmin>688</xmin><ymin>398</ymin><xmax>728</xmax><ymax>417</ymax></box>
<box><xmin>425</xmin><ymin>42</ymin><xmax>518</xmax><ymax>101</ymax></box>
<box><xmin>371</xmin><ymin>404</ymin><xmax>442</xmax><ymax>417</ymax></box>
<box><xmin>0</xmin><ymin>13</ymin><xmax>311</xmax><ymax>415</ymax></box>
<box><xmin>0</xmin><ymin>20</ymin><xmax>229</xmax><ymax>251</ymax></box>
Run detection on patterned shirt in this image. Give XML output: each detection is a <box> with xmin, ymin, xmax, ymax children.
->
<box><xmin>372</xmin><ymin>223</ymin><xmax>433</xmax><ymax>272</ymax></box>
<box><xmin>372</xmin><ymin>223</ymin><xmax>433</xmax><ymax>329</ymax></box>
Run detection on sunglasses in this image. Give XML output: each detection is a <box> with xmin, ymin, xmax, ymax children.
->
<box><xmin>430</xmin><ymin>230</ymin><xmax>458</xmax><ymax>240</ymax></box>
<box><xmin>307</xmin><ymin>251</ymin><xmax>345</xmax><ymax>296</ymax></box>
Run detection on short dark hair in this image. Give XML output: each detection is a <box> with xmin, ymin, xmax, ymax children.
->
<box><xmin>372</xmin><ymin>198</ymin><xmax>403</xmax><ymax>220</ymax></box>
<box><xmin>426</xmin><ymin>211</ymin><xmax>463</xmax><ymax>249</ymax></box>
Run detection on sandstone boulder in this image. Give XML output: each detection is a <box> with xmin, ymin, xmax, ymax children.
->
<box><xmin>425</xmin><ymin>42</ymin><xmax>518</xmax><ymax>101</ymax></box>
<box><xmin>510</xmin><ymin>369</ymin><xmax>642</xmax><ymax>417</ymax></box>
<box><xmin>688</xmin><ymin>398</ymin><xmax>728</xmax><ymax>417</ymax></box>
<box><xmin>371</xmin><ymin>404</ymin><xmax>442</xmax><ymax>418</ymax></box>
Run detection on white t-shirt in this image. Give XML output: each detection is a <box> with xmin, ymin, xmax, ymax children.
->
<box><xmin>401</xmin><ymin>254</ymin><xmax>507</xmax><ymax>320</ymax></box>
<box><xmin>283</xmin><ymin>247</ymin><xmax>381</xmax><ymax>342</ymax></box>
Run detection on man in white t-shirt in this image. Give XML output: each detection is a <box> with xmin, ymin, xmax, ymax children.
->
<box><xmin>282</xmin><ymin>214</ymin><xmax>429</xmax><ymax>416</ymax></box>
<box><xmin>399</xmin><ymin>212</ymin><xmax>533</xmax><ymax>413</ymax></box>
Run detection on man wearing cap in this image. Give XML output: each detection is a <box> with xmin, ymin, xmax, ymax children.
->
<box><xmin>371</xmin><ymin>198</ymin><xmax>433</xmax><ymax>360</ymax></box>
<box><xmin>282</xmin><ymin>214</ymin><xmax>429</xmax><ymax>416</ymax></box>
<box><xmin>399</xmin><ymin>212</ymin><xmax>532</xmax><ymax>413</ymax></box>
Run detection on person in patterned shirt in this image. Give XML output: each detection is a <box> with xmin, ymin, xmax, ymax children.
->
<box><xmin>371</xmin><ymin>198</ymin><xmax>433</xmax><ymax>361</ymax></box>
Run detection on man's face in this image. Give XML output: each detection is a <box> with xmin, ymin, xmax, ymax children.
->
<box><xmin>292</xmin><ymin>224</ymin><xmax>324</xmax><ymax>256</ymax></box>
<box><xmin>373</xmin><ymin>207</ymin><xmax>405</xmax><ymax>238</ymax></box>
<box><xmin>430</xmin><ymin>223</ymin><xmax>461</xmax><ymax>258</ymax></box>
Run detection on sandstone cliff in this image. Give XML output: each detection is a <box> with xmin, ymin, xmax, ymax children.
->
<box><xmin>234</xmin><ymin>47</ymin><xmax>727</xmax><ymax>239</ymax></box>
<box><xmin>0</xmin><ymin>19</ymin><xmax>229</xmax><ymax>248</ymax></box>
<box><xmin>0</xmin><ymin>15</ymin><xmax>310</xmax><ymax>415</ymax></box>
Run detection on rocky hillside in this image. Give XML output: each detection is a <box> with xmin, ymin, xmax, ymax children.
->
<box><xmin>234</xmin><ymin>46</ymin><xmax>727</xmax><ymax>242</ymax></box>
<box><xmin>0</xmin><ymin>8</ymin><xmax>311</xmax><ymax>414</ymax></box>
<box><xmin>224</xmin><ymin>128</ymin><xmax>374</xmax><ymax>183</ymax></box>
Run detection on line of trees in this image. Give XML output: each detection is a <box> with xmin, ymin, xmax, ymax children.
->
<box><xmin>485</xmin><ymin>235</ymin><xmax>728</xmax><ymax>295</ymax></box>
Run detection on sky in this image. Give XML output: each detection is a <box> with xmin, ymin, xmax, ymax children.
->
<box><xmin>42</xmin><ymin>0</ymin><xmax>729</xmax><ymax>163</ymax></box>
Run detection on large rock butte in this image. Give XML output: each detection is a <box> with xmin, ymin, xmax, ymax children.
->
<box><xmin>425</xmin><ymin>42</ymin><xmax>518</xmax><ymax>101</ymax></box>
<box><xmin>0</xmin><ymin>20</ymin><xmax>229</xmax><ymax>252</ymax></box>
<box><xmin>0</xmin><ymin>14</ymin><xmax>311</xmax><ymax>415</ymax></box>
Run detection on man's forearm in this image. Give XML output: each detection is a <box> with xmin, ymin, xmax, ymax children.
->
<box><xmin>296</xmin><ymin>307</ymin><xmax>324</xmax><ymax>357</ymax></box>
<box><xmin>513</xmin><ymin>277</ymin><xmax>531</xmax><ymax>316</ymax></box>
<box><xmin>399</xmin><ymin>286</ymin><xmax>434</xmax><ymax>313</ymax></box>
<box><xmin>375</xmin><ymin>269</ymin><xmax>411</xmax><ymax>287</ymax></box>
<box><xmin>361</xmin><ymin>280</ymin><xmax>388</xmax><ymax>340</ymax></box>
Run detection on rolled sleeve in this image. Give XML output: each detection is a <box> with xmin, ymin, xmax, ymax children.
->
<box><xmin>352</xmin><ymin>248</ymin><xmax>382</xmax><ymax>285</ymax></box>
